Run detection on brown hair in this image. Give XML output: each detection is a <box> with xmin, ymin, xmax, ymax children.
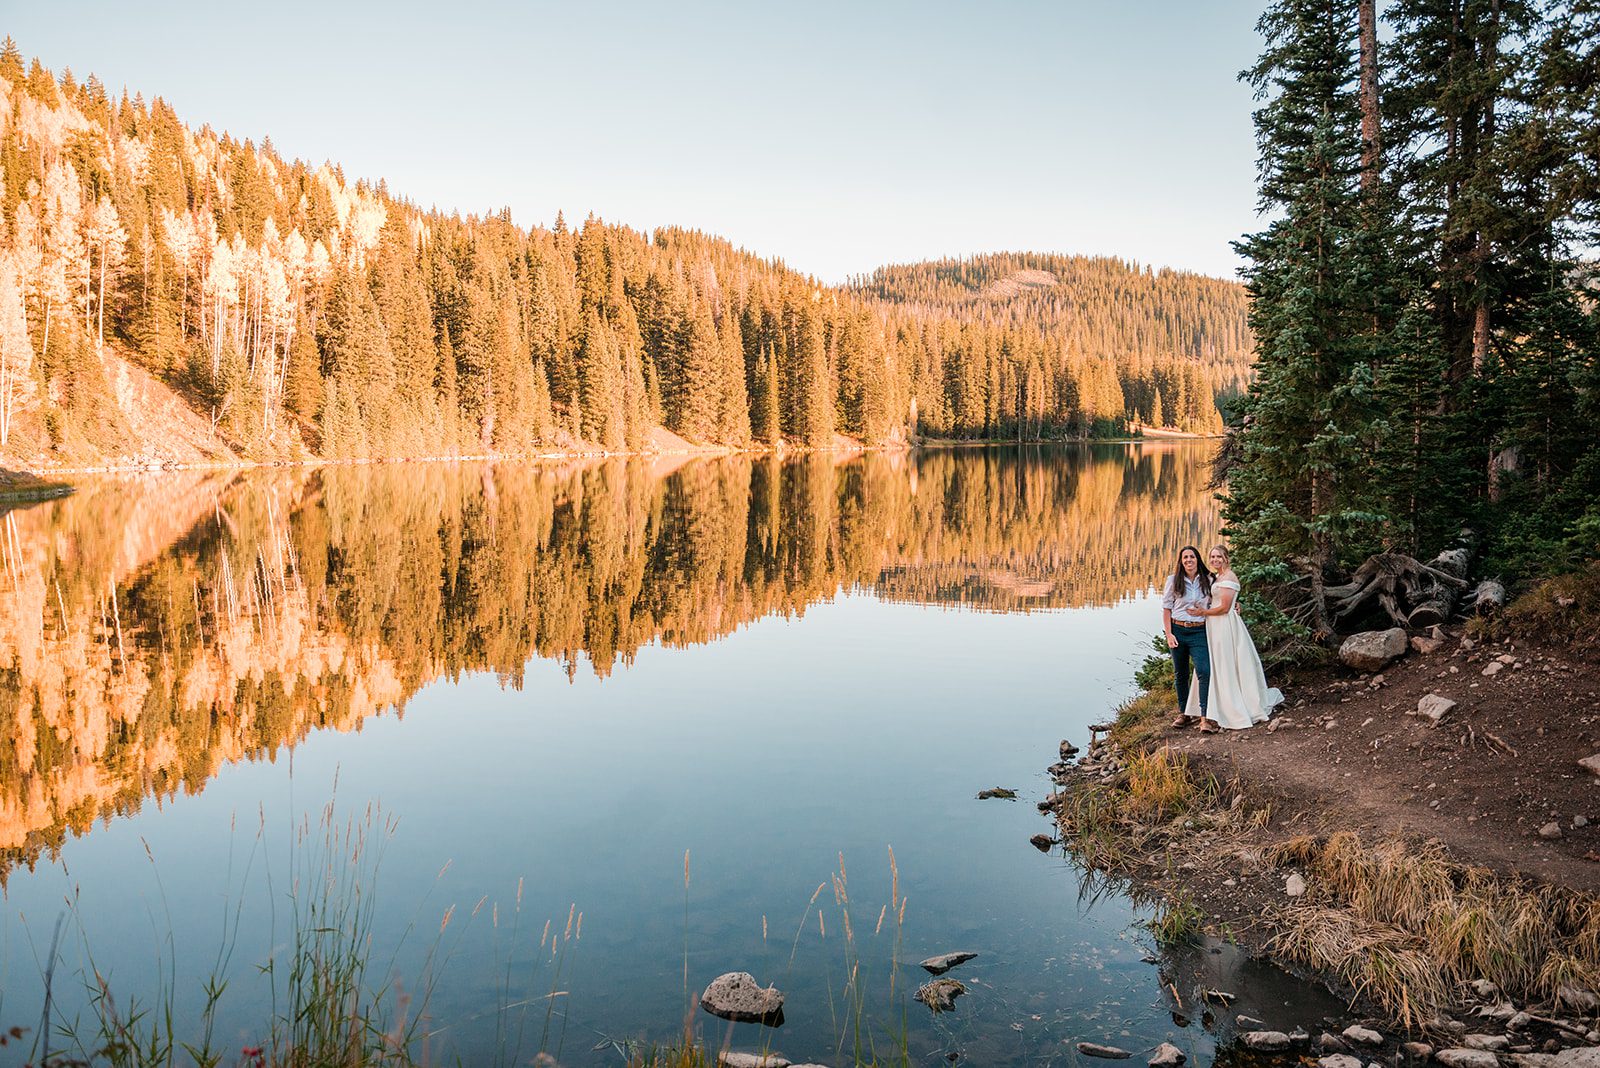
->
<box><xmin>1172</xmin><ymin>545</ymin><xmax>1213</xmax><ymax>599</ymax></box>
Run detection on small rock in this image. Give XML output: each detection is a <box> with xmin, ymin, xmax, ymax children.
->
<box><xmin>1471</xmin><ymin>980</ymin><xmax>1502</xmax><ymax>999</ymax></box>
<box><xmin>1319</xmin><ymin>1033</ymin><xmax>1350</xmax><ymax>1051</ymax></box>
<box><xmin>1342</xmin><ymin>1025</ymin><xmax>1382</xmax><ymax>1046</ymax></box>
<box><xmin>1508</xmin><ymin>1012</ymin><xmax>1533</xmax><ymax>1031</ymax></box>
<box><xmin>1319</xmin><ymin>1056</ymin><xmax>1363</xmax><ymax>1068</ymax></box>
<box><xmin>1577</xmin><ymin>816</ymin><xmax>1591</xmax><ymax>829</ymax></box>
<box><xmin>1060</xmin><ymin>740</ymin><xmax>1080</xmax><ymax>759</ymax></box>
<box><xmin>1581</xmin><ymin>755</ymin><xmax>1600</xmax><ymax>777</ymax></box>
<box><xmin>914</xmin><ymin>978</ymin><xmax>965</xmax><ymax>1013</ymax></box>
<box><xmin>1148</xmin><ymin>1042</ymin><xmax>1185</xmax><ymax>1068</ymax></box>
<box><xmin>1465</xmin><ymin>1035</ymin><xmax>1510</xmax><ymax>1052</ymax></box>
<box><xmin>1291</xmin><ymin>1028</ymin><xmax>1312</xmax><ymax>1047</ymax></box>
<box><xmin>1076</xmin><ymin>1043</ymin><xmax>1133</xmax><ymax>1060</ymax></box>
<box><xmin>1415</xmin><ymin>694</ymin><xmax>1458</xmax><ymax>724</ymax></box>
<box><xmin>1237</xmin><ymin>1015</ymin><xmax>1266</xmax><ymax>1028</ymax></box>
<box><xmin>1340</xmin><ymin>628</ymin><xmax>1408</xmax><ymax>672</ymax></box>
<box><xmin>1476</xmin><ymin>1000</ymin><xmax>1517</xmax><ymax>1022</ymax></box>
<box><xmin>1286</xmin><ymin>872</ymin><xmax>1308</xmax><ymax>897</ymax></box>
<box><xmin>701</xmin><ymin>973</ymin><xmax>785</xmax><ymax>1025</ymax></box>
<box><xmin>1029</xmin><ymin>834</ymin><xmax>1055</xmax><ymax>851</ymax></box>
<box><xmin>919</xmin><ymin>952</ymin><xmax>978</xmax><ymax>975</ymax></box>
<box><xmin>1242</xmin><ymin>1032</ymin><xmax>1291</xmax><ymax>1052</ymax></box>
<box><xmin>1483</xmin><ymin>661</ymin><xmax>1507</xmax><ymax>677</ymax></box>
<box><xmin>1555</xmin><ymin>983</ymin><xmax>1600</xmax><ymax>1013</ymax></box>
<box><xmin>1203</xmin><ymin>990</ymin><xmax>1236</xmax><ymax>1004</ymax></box>
<box><xmin>977</xmin><ymin>788</ymin><xmax>1017</xmax><ymax>800</ymax></box>
<box><xmin>1554</xmin><ymin>1051</ymin><xmax>1600</xmax><ymax>1068</ymax></box>
<box><xmin>1401</xmin><ymin>1042</ymin><xmax>1434</xmax><ymax>1059</ymax></box>
<box><xmin>719</xmin><ymin>1055</ymin><xmax>790</xmax><ymax>1068</ymax></box>
<box><xmin>1412</xmin><ymin>635</ymin><xmax>1444</xmax><ymax>655</ymax></box>
<box><xmin>1540</xmin><ymin>822</ymin><xmax>1564</xmax><ymax>840</ymax></box>
<box><xmin>1436</xmin><ymin>1050</ymin><xmax>1501</xmax><ymax>1068</ymax></box>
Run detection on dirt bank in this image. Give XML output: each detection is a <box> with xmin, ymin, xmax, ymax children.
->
<box><xmin>1170</xmin><ymin>626</ymin><xmax>1600</xmax><ymax>892</ymax></box>
<box><xmin>1043</xmin><ymin>616</ymin><xmax>1600</xmax><ymax>1042</ymax></box>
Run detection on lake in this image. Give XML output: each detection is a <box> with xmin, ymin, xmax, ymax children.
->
<box><xmin>0</xmin><ymin>444</ymin><xmax>1340</xmax><ymax>1067</ymax></box>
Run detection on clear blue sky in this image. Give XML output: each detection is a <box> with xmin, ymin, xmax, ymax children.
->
<box><xmin>4</xmin><ymin>1</ymin><xmax>1267</xmax><ymax>283</ymax></box>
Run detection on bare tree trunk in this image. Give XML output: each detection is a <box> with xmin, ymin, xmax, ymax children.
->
<box><xmin>97</xmin><ymin>246</ymin><xmax>107</xmax><ymax>348</ymax></box>
<box><xmin>1358</xmin><ymin>0</ymin><xmax>1382</xmax><ymax>194</ymax></box>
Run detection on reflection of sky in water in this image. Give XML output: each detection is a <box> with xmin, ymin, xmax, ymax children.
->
<box><xmin>0</xmin><ymin>449</ymin><xmax>1340</xmax><ymax>1066</ymax></box>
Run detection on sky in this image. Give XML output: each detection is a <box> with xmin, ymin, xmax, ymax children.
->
<box><xmin>2</xmin><ymin>1</ymin><xmax>1268</xmax><ymax>283</ymax></box>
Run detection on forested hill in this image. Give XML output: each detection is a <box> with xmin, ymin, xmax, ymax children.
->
<box><xmin>855</xmin><ymin>253</ymin><xmax>1249</xmax><ymax>435</ymax></box>
<box><xmin>0</xmin><ymin>44</ymin><xmax>1240</xmax><ymax>469</ymax></box>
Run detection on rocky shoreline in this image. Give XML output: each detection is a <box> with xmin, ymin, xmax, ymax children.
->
<box><xmin>1037</xmin><ymin>616</ymin><xmax>1600</xmax><ymax>1068</ymax></box>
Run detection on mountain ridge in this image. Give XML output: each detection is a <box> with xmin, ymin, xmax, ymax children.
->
<box><xmin>0</xmin><ymin>43</ymin><xmax>1245</xmax><ymax>471</ymax></box>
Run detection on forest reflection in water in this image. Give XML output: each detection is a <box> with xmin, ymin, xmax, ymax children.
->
<box><xmin>0</xmin><ymin>443</ymin><xmax>1215</xmax><ymax>882</ymax></box>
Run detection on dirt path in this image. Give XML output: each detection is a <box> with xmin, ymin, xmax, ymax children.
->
<box><xmin>1166</xmin><ymin>628</ymin><xmax>1600</xmax><ymax>892</ymax></box>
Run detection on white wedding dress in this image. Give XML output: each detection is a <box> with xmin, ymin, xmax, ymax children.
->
<box><xmin>1184</xmin><ymin>578</ymin><xmax>1282</xmax><ymax>729</ymax></box>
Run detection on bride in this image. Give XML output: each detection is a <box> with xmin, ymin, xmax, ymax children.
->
<box><xmin>1185</xmin><ymin>544</ymin><xmax>1283</xmax><ymax>730</ymax></box>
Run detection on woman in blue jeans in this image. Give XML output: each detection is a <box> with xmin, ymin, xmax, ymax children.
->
<box><xmin>1162</xmin><ymin>545</ymin><xmax>1216</xmax><ymax>733</ymax></box>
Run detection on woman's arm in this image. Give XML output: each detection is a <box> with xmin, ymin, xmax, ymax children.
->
<box><xmin>1204</xmin><ymin>588</ymin><xmax>1236</xmax><ymax>616</ymax></box>
<box><xmin>1163</xmin><ymin>606</ymin><xmax>1177</xmax><ymax>647</ymax></box>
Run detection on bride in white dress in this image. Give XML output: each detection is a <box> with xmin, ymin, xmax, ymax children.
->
<box><xmin>1184</xmin><ymin>545</ymin><xmax>1283</xmax><ymax>730</ymax></box>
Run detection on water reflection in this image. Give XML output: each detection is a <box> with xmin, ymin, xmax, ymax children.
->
<box><xmin>0</xmin><ymin>444</ymin><xmax>1213</xmax><ymax>882</ymax></box>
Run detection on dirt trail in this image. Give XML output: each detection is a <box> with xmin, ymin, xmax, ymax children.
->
<box><xmin>1167</xmin><ymin>628</ymin><xmax>1600</xmax><ymax>892</ymax></box>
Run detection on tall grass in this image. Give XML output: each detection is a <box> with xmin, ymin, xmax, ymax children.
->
<box><xmin>24</xmin><ymin>800</ymin><xmax>582</xmax><ymax>1068</ymax></box>
<box><xmin>1266</xmin><ymin>832</ymin><xmax>1600</xmax><ymax>1030</ymax></box>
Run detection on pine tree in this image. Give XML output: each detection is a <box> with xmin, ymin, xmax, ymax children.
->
<box><xmin>1227</xmin><ymin>0</ymin><xmax>1390</xmax><ymax>636</ymax></box>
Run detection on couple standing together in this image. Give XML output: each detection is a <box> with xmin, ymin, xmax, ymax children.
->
<box><xmin>1162</xmin><ymin>544</ymin><xmax>1282</xmax><ymax>734</ymax></box>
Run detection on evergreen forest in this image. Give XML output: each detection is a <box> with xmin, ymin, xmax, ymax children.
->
<box><xmin>1227</xmin><ymin>0</ymin><xmax>1600</xmax><ymax>630</ymax></box>
<box><xmin>0</xmin><ymin>43</ymin><xmax>1246</xmax><ymax>469</ymax></box>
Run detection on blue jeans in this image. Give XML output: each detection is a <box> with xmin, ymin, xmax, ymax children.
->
<box><xmin>1170</xmin><ymin>624</ymin><xmax>1210</xmax><ymax>716</ymax></box>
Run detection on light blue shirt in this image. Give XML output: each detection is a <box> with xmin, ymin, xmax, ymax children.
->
<box><xmin>1162</xmin><ymin>574</ymin><xmax>1209</xmax><ymax>623</ymax></box>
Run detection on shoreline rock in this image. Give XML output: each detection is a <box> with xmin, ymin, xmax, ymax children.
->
<box><xmin>701</xmin><ymin>972</ymin><xmax>785</xmax><ymax>1026</ymax></box>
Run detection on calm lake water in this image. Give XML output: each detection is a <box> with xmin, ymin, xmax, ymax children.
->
<box><xmin>0</xmin><ymin>444</ymin><xmax>1340</xmax><ymax>1066</ymax></box>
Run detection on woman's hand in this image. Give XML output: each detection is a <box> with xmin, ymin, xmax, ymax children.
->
<box><xmin>1165</xmin><ymin>630</ymin><xmax>1178</xmax><ymax>649</ymax></box>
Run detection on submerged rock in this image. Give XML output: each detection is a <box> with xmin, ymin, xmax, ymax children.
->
<box><xmin>1241</xmin><ymin>1032</ymin><xmax>1291</xmax><ymax>1052</ymax></box>
<box><xmin>718</xmin><ymin>1054</ymin><xmax>790</xmax><ymax>1068</ymax></box>
<box><xmin>1401</xmin><ymin>1042</ymin><xmax>1434</xmax><ymax>1059</ymax></box>
<box><xmin>919</xmin><ymin>951</ymin><xmax>978</xmax><ymax>975</ymax></box>
<box><xmin>977</xmin><ymin>787</ymin><xmax>1017</xmax><ymax>800</ymax></box>
<box><xmin>701</xmin><ymin>972</ymin><xmax>785</xmax><ymax>1026</ymax></box>
<box><xmin>1148</xmin><ymin>1042</ymin><xmax>1185</xmax><ymax>1067</ymax></box>
<box><xmin>914</xmin><ymin>978</ymin><xmax>965</xmax><ymax>1013</ymax></box>
<box><xmin>1339</xmin><ymin>628</ymin><xmax>1407</xmax><ymax>672</ymax></box>
<box><xmin>1029</xmin><ymin>834</ymin><xmax>1055</xmax><ymax>851</ymax></box>
<box><xmin>1076</xmin><ymin>1043</ymin><xmax>1133</xmax><ymax>1059</ymax></box>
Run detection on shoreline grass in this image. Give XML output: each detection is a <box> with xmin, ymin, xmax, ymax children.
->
<box><xmin>1059</xmin><ymin>655</ymin><xmax>1600</xmax><ymax>1033</ymax></box>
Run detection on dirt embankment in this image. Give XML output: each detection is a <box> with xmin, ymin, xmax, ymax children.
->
<box><xmin>1173</xmin><ymin>626</ymin><xmax>1600</xmax><ymax>893</ymax></box>
<box><xmin>1043</xmin><ymin>608</ymin><xmax>1600</xmax><ymax>1046</ymax></box>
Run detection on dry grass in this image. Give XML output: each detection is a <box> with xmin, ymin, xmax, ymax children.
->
<box><xmin>1110</xmin><ymin>685</ymin><xmax>1176</xmax><ymax>754</ymax></box>
<box><xmin>1265</xmin><ymin>831</ymin><xmax>1600</xmax><ymax>1029</ymax></box>
<box><xmin>1483</xmin><ymin>560</ymin><xmax>1600</xmax><ymax>652</ymax></box>
<box><xmin>1055</xmin><ymin>745</ymin><xmax>1239</xmax><ymax>874</ymax></box>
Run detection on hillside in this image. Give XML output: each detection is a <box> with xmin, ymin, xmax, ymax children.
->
<box><xmin>854</xmin><ymin>252</ymin><xmax>1253</xmax><ymax>434</ymax></box>
<box><xmin>0</xmin><ymin>43</ymin><xmax>1246</xmax><ymax>470</ymax></box>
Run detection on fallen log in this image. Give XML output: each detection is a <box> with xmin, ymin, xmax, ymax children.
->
<box><xmin>1326</xmin><ymin>552</ymin><xmax>1470</xmax><ymax>629</ymax></box>
<box><xmin>1469</xmin><ymin>579</ymin><xmax>1506</xmax><ymax>616</ymax></box>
